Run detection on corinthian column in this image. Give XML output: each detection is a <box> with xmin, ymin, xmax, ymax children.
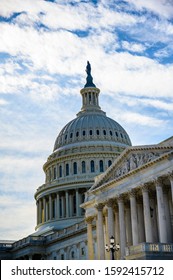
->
<box><xmin>154</xmin><ymin>178</ymin><xmax>168</xmax><ymax>243</ymax></box>
<box><xmin>117</xmin><ymin>196</ymin><xmax>126</xmax><ymax>259</ymax></box>
<box><xmin>168</xmin><ymin>172</ymin><xmax>173</xmax><ymax>204</ymax></box>
<box><xmin>129</xmin><ymin>191</ymin><xmax>139</xmax><ymax>245</ymax></box>
<box><xmin>106</xmin><ymin>199</ymin><xmax>115</xmax><ymax>238</ymax></box>
<box><xmin>86</xmin><ymin>217</ymin><xmax>94</xmax><ymax>260</ymax></box>
<box><xmin>95</xmin><ymin>203</ymin><xmax>105</xmax><ymax>260</ymax></box>
<box><xmin>142</xmin><ymin>185</ymin><xmax>153</xmax><ymax>242</ymax></box>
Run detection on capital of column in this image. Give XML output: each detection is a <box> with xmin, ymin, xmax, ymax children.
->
<box><xmin>141</xmin><ymin>183</ymin><xmax>149</xmax><ymax>193</ymax></box>
<box><xmin>167</xmin><ymin>170</ymin><xmax>173</xmax><ymax>181</ymax></box>
<box><xmin>95</xmin><ymin>203</ymin><xmax>104</xmax><ymax>211</ymax></box>
<box><xmin>128</xmin><ymin>189</ymin><xmax>137</xmax><ymax>198</ymax></box>
<box><xmin>105</xmin><ymin>198</ymin><xmax>114</xmax><ymax>207</ymax></box>
<box><xmin>85</xmin><ymin>216</ymin><xmax>94</xmax><ymax>224</ymax></box>
<box><xmin>116</xmin><ymin>194</ymin><xmax>125</xmax><ymax>203</ymax></box>
<box><xmin>152</xmin><ymin>177</ymin><xmax>163</xmax><ymax>188</ymax></box>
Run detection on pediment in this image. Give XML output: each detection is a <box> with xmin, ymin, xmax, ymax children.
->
<box><xmin>91</xmin><ymin>144</ymin><xmax>173</xmax><ymax>190</ymax></box>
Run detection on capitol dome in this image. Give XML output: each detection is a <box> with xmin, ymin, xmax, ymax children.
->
<box><xmin>35</xmin><ymin>62</ymin><xmax>132</xmax><ymax>232</ymax></box>
<box><xmin>54</xmin><ymin>112</ymin><xmax>131</xmax><ymax>151</ymax></box>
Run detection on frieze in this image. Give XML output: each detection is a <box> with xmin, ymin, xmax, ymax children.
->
<box><xmin>106</xmin><ymin>151</ymin><xmax>160</xmax><ymax>182</ymax></box>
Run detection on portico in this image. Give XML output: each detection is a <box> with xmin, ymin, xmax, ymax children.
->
<box><xmin>83</xmin><ymin>143</ymin><xmax>173</xmax><ymax>260</ymax></box>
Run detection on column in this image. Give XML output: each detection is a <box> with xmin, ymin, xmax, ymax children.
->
<box><xmin>69</xmin><ymin>192</ymin><xmax>73</xmax><ymax>217</ymax></box>
<box><xmin>61</xmin><ymin>195</ymin><xmax>65</xmax><ymax>218</ymax></box>
<box><xmin>76</xmin><ymin>189</ymin><xmax>80</xmax><ymax>216</ymax></box>
<box><xmin>36</xmin><ymin>201</ymin><xmax>39</xmax><ymax>225</ymax></box>
<box><xmin>155</xmin><ymin>178</ymin><xmax>168</xmax><ymax>243</ymax></box>
<box><xmin>95</xmin><ymin>203</ymin><xmax>105</xmax><ymax>260</ymax></box>
<box><xmin>38</xmin><ymin>199</ymin><xmax>42</xmax><ymax>224</ymax></box>
<box><xmin>150</xmin><ymin>195</ymin><xmax>159</xmax><ymax>242</ymax></box>
<box><xmin>163</xmin><ymin>190</ymin><xmax>173</xmax><ymax>242</ymax></box>
<box><xmin>49</xmin><ymin>195</ymin><xmax>52</xmax><ymax>220</ymax></box>
<box><xmin>56</xmin><ymin>193</ymin><xmax>60</xmax><ymax>219</ymax></box>
<box><xmin>66</xmin><ymin>191</ymin><xmax>69</xmax><ymax>218</ymax></box>
<box><xmin>86</xmin><ymin>217</ymin><xmax>94</xmax><ymax>259</ymax></box>
<box><xmin>137</xmin><ymin>199</ymin><xmax>145</xmax><ymax>242</ymax></box>
<box><xmin>125</xmin><ymin>205</ymin><xmax>132</xmax><ymax>246</ymax></box>
<box><xmin>114</xmin><ymin>207</ymin><xmax>120</xmax><ymax>260</ymax></box>
<box><xmin>46</xmin><ymin>199</ymin><xmax>48</xmax><ymax>221</ymax></box>
<box><xmin>129</xmin><ymin>191</ymin><xmax>139</xmax><ymax>245</ymax></box>
<box><xmin>106</xmin><ymin>199</ymin><xmax>115</xmax><ymax>238</ymax></box>
<box><xmin>142</xmin><ymin>185</ymin><xmax>153</xmax><ymax>242</ymax></box>
<box><xmin>168</xmin><ymin>172</ymin><xmax>173</xmax><ymax>204</ymax></box>
<box><xmin>117</xmin><ymin>196</ymin><xmax>126</xmax><ymax>259</ymax></box>
<box><xmin>43</xmin><ymin>197</ymin><xmax>46</xmax><ymax>222</ymax></box>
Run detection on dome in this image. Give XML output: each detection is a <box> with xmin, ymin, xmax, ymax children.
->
<box><xmin>54</xmin><ymin>112</ymin><xmax>131</xmax><ymax>151</ymax></box>
<box><xmin>54</xmin><ymin>62</ymin><xmax>131</xmax><ymax>151</ymax></box>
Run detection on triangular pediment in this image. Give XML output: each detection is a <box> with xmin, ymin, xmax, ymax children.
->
<box><xmin>91</xmin><ymin>143</ymin><xmax>173</xmax><ymax>191</ymax></box>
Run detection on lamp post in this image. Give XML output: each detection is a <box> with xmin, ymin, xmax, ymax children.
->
<box><xmin>105</xmin><ymin>236</ymin><xmax>120</xmax><ymax>260</ymax></box>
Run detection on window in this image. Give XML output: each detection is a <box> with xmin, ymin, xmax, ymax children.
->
<box><xmin>108</xmin><ymin>160</ymin><xmax>112</xmax><ymax>167</ymax></box>
<box><xmin>96</xmin><ymin>129</ymin><xmax>99</xmax><ymax>135</ymax></box>
<box><xmin>115</xmin><ymin>132</ymin><xmax>118</xmax><ymax>137</ymax></box>
<box><xmin>91</xmin><ymin>160</ymin><xmax>95</xmax><ymax>173</ymax></box>
<box><xmin>61</xmin><ymin>254</ymin><xmax>64</xmax><ymax>260</ymax></box>
<box><xmin>70</xmin><ymin>133</ymin><xmax>73</xmax><ymax>138</ymax></box>
<box><xmin>82</xmin><ymin>130</ymin><xmax>86</xmax><ymax>136</ymax></box>
<box><xmin>53</xmin><ymin>167</ymin><xmax>56</xmax><ymax>180</ymax></box>
<box><xmin>89</xmin><ymin>130</ymin><xmax>93</xmax><ymax>136</ymax></box>
<box><xmin>52</xmin><ymin>199</ymin><xmax>55</xmax><ymax>219</ymax></box>
<box><xmin>103</xmin><ymin>130</ymin><xmax>106</xmax><ymax>135</ymax></box>
<box><xmin>76</xmin><ymin>131</ymin><xmax>79</xmax><ymax>137</ymax></box>
<box><xmin>59</xmin><ymin>165</ymin><xmax>62</xmax><ymax>177</ymax></box>
<box><xmin>99</xmin><ymin>160</ymin><xmax>104</xmax><ymax>172</ymax></box>
<box><xmin>73</xmin><ymin>162</ymin><xmax>77</xmax><ymax>174</ymax></box>
<box><xmin>66</xmin><ymin>163</ymin><xmax>69</xmax><ymax>176</ymax></box>
<box><xmin>81</xmin><ymin>247</ymin><xmax>85</xmax><ymax>256</ymax></box>
<box><xmin>82</xmin><ymin>161</ymin><xmax>86</xmax><ymax>173</ymax></box>
<box><xmin>110</xmin><ymin>130</ymin><xmax>113</xmax><ymax>136</ymax></box>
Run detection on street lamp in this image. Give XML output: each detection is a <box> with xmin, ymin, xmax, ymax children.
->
<box><xmin>105</xmin><ymin>236</ymin><xmax>120</xmax><ymax>260</ymax></box>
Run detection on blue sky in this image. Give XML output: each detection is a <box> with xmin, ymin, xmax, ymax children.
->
<box><xmin>0</xmin><ymin>0</ymin><xmax>173</xmax><ymax>240</ymax></box>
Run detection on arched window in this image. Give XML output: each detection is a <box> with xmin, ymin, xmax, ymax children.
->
<box><xmin>96</xmin><ymin>129</ymin><xmax>99</xmax><ymax>135</ymax></box>
<box><xmin>83</xmin><ymin>130</ymin><xmax>86</xmax><ymax>136</ymax></box>
<box><xmin>90</xmin><ymin>160</ymin><xmax>95</xmax><ymax>173</ymax></box>
<box><xmin>89</xmin><ymin>130</ymin><xmax>93</xmax><ymax>136</ymax></box>
<box><xmin>103</xmin><ymin>130</ymin><xmax>106</xmax><ymax>135</ymax></box>
<box><xmin>82</xmin><ymin>161</ymin><xmax>86</xmax><ymax>173</ymax></box>
<box><xmin>73</xmin><ymin>162</ymin><xmax>77</xmax><ymax>174</ymax></box>
<box><xmin>108</xmin><ymin>160</ymin><xmax>112</xmax><ymax>167</ymax></box>
<box><xmin>99</xmin><ymin>160</ymin><xmax>104</xmax><ymax>172</ymax></box>
<box><xmin>110</xmin><ymin>130</ymin><xmax>113</xmax><ymax>136</ymax></box>
<box><xmin>53</xmin><ymin>166</ymin><xmax>56</xmax><ymax>180</ymax></box>
<box><xmin>66</xmin><ymin>163</ymin><xmax>69</xmax><ymax>176</ymax></box>
<box><xmin>59</xmin><ymin>165</ymin><xmax>62</xmax><ymax>177</ymax></box>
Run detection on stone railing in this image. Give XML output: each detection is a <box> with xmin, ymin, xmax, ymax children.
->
<box><xmin>126</xmin><ymin>242</ymin><xmax>173</xmax><ymax>256</ymax></box>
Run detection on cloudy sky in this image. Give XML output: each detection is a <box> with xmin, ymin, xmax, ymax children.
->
<box><xmin>0</xmin><ymin>0</ymin><xmax>173</xmax><ymax>241</ymax></box>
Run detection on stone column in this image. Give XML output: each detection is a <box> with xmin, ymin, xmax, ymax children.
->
<box><xmin>150</xmin><ymin>195</ymin><xmax>159</xmax><ymax>242</ymax></box>
<box><xmin>168</xmin><ymin>172</ymin><xmax>173</xmax><ymax>204</ymax></box>
<box><xmin>69</xmin><ymin>192</ymin><xmax>73</xmax><ymax>217</ymax></box>
<box><xmin>36</xmin><ymin>201</ymin><xmax>39</xmax><ymax>225</ymax></box>
<box><xmin>137</xmin><ymin>198</ymin><xmax>145</xmax><ymax>242</ymax></box>
<box><xmin>66</xmin><ymin>191</ymin><xmax>69</xmax><ymax>218</ymax></box>
<box><xmin>56</xmin><ymin>193</ymin><xmax>60</xmax><ymax>219</ymax></box>
<box><xmin>154</xmin><ymin>178</ymin><xmax>168</xmax><ymax>243</ymax></box>
<box><xmin>163</xmin><ymin>189</ymin><xmax>173</xmax><ymax>242</ymax></box>
<box><xmin>76</xmin><ymin>189</ymin><xmax>80</xmax><ymax>216</ymax></box>
<box><xmin>46</xmin><ymin>199</ymin><xmax>48</xmax><ymax>221</ymax></box>
<box><xmin>106</xmin><ymin>199</ymin><xmax>115</xmax><ymax>238</ymax></box>
<box><xmin>38</xmin><ymin>199</ymin><xmax>42</xmax><ymax>224</ymax></box>
<box><xmin>114</xmin><ymin>207</ymin><xmax>120</xmax><ymax>260</ymax></box>
<box><xmin>117</xmin><ymin>196</ymin><xmax>126</xmax><ymax>259</ymax></box>
<box><xmin>95</xmin><ymin>203</ymin><xmax>105</xmax><ymax>260</ymax></box>
<box><xmin>49</xmin><ymin>195</ymin><xmax>52</xmax><ymax>220</ymax></box>
<box><xmin>86</xmin><ymin>217</ymin><xmax>94</xmax><ymax>259</ymax></box>
<box><xmin>129</xmin><ymin>191</ymin><xmax>139</xmax><ymax>245</ymax></box>
<box><xmin>125</xmin><ymin>205</ymin><xmax>132</xmax><ymax>246</ymax></box>
<box><xmin>43</xmin><ymin>197</ymin><xmax>46</xmax><ymax>222</ymax></box>
<box><xmin>61</xmin><ymin>195</ymin><xmax>65</xmax><ymax>218</ymax></box>
<box><xmin>142</xmin><ymin>185</ymin><xmax>153</xmax><ymax>242</ymax></box>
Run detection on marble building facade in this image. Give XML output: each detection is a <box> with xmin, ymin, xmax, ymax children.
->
<box><xmin>0</xmin><ymin>63</ymin><xmax>173</xmax><ymax>260</ymax></box>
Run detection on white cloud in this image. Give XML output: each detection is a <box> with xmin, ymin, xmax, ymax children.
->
<box><xmin>127</xmin><ymin>0</ymin><xmax>173</xmax><ymax>19</ymax></box>
<box><xmin>122</xmin><ymin>41</ymin><xmax>146</xmax><ymax>53</ymax></box>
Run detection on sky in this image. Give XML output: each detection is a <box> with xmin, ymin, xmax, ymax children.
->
<box><xmin>0</xmin><ymin>0</ymin><xmax>173</xmax><ymax>241</ymax></box>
